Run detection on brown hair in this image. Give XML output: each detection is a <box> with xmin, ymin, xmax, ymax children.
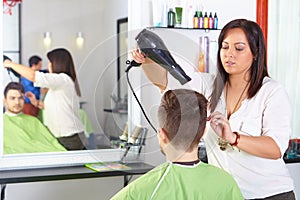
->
<box><xmin>4</xmin><ymin>82</ymin><xmax>25</xmax><ymax>98</ymax></box>
<box><xmin>158</xmin><ymin>89</ymin><xmax>208</xmax><ymax>152</ymax></box>
<box><xmin>210</xmin><ymin>19</ymin><xmax>269</xmax><ymax>112</ymax></box>
<box><xmin>47</xmin><ymin>48</ymin><xmax>81</xmax><ymax>96</ymax></box>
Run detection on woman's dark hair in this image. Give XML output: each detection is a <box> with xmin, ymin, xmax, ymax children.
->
<box><xmin>210</xmin><ymin>19</ymin><xmax>269</xmax><ymax>112</ymax></box>
<box><xmin>47</xmin><ymin>48</ymin><xmax>81</xmax><ymax>96</ymax></box>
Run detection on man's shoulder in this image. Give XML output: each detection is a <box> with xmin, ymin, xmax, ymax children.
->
<box><xmin>199</xmin><ymin>162</ymin><xmax>235</xmax><ymax>178</ymax></box>
<box><xmin>6</xmin><ymin>113</ymin><xmax>40</xmax><ymax>122</ymax></box>
<box><xmin>20</xmin><ymin>113</ymin><xmax>38</xmax><ymax>119</ymax></box>
<box><xmin>111</xmin><ymin>163</ymin><xmax>168</xmax><ymax>200</ymax></box>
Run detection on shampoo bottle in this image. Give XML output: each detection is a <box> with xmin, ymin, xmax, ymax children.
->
<box><xmin>167</xmin><ymin>8</ymin><xmax>175</xmax><ymax>28</ymax></box>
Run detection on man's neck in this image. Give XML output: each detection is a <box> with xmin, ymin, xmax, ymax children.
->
<box><xmin>5</xmin><ymin>111</ymin><xmax>23</xmax><ymax>116</ymax></box>
<box><xmin>167</xmin><ymin>150</ymin><xmax>199</xmax><ymax>163</ymax></box>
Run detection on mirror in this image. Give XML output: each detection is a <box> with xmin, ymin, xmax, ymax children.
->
<box><xmin>2</xmin><ymin>0</ymin><xmax>129</xmax><ymax>159</ymax></box>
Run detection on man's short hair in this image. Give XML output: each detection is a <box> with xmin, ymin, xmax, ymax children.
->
<box><xmin>4</xmin><ymin>82</ymin><xmax>25</xmax><ymax>98</ymax></box>
<box><xmin>158</xmin><ymin>89</ymin><xmax>208</xmax><ymax>152</ymax></box>
<box><xmin>29</xmin><ymin>55</ymin><xmax>42</xmax><ymax>67</ymax></box>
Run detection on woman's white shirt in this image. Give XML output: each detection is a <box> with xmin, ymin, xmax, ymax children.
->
<box><xmin>167</xmin><ymin>72</ymin><xmax>294</xmax><ymax>199</ymax></box>
<box><xmin>34</xmin><ymin>71</ymin><xmax>84</xmax><ymax>138</ymax></box>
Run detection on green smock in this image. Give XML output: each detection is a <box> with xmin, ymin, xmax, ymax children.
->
<box><xmin>4</xmin><ymin>113</ymin><xmax>66</xmax><ymax>154</ymax></box>
<box><xmin>79</xmin><ymin>109</ymin><xmax>94</xmax><ymax>136</ymax></box>
<box><xmin>111</xmin><ymin>162</ymin><xmax>244</xmax><ymax>200</ymax></box>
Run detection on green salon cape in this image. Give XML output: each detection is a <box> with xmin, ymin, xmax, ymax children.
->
<box><xmin>4</xmin><ymin>113</ymin><xmax>66</xmax><ymax>154</ymax></box>
<box><xmin>111</xmin><ymin>162</ymin><xmax>244</xmax><ymax>200</ymax></box>
<box><xmin>79</xmin><ymin>109</ymin><xmax>94</xmax><ymax>136</ymax></box>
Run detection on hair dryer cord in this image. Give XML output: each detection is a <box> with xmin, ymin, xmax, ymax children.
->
<box><xmin>126</xmin><ymin>67</ymin><xmax>157</xmax><ymax>133</ymax></box>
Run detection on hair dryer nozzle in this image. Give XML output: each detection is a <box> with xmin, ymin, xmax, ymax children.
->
<box><xmin>135</xmin><ymin>29</ymin><xmax>191</xmax><ymax>85</ymax></box>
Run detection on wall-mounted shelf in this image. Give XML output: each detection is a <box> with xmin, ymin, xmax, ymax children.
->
<box><xmin>148</xmin><ymin>26</ymin><xmax>221</xmax><ymax>32</ymax></box>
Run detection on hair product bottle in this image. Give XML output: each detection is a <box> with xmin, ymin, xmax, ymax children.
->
<box><xmin>167</xmin><ymin>8</ymin><xmax>175</xmax><ymax>28</ymax></box>
<box><xmin>198</xmin><ymin>11</ymin><xmax>204</xmax><ymax>29</ymax></box>
<box><xmin>193</xmin><ymin>11</ymin><xmax>199</xmax><ymax>28</ymax></box>
<box><xmin>203</xmin><ymin>12</ymin><xmax>208</xmax><ymax>29</ymax></box>
<box><xmin>213</xmin><ymin>12</ymin><xmax>218</xmax><ymax>29</ymax></box>
<box><xmin>208</xmin><ymin>12</ymin><xmax>214</xmax><ymax>29</ymax></box>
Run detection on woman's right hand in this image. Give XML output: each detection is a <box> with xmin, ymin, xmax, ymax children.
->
<box><xmin>25</xmin><ymin>91</ymin><xmax>38</xmax><ymax>105</ymax></box>
<box><xmin>131</xmin><ymin>47</ymin><xmax>168</xmax><ymax>91</ymax></box>
<box><xmin>3</xmin><ymin>59</ymin><xmax>13</xmax><ymax>69</ymax></box>
<box><xmin>131</xmin><ymin>48</ymin><xmax>146</xmax><ymax>64</ymax></box>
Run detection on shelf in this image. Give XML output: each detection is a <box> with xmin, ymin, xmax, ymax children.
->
<box><xmin>148</xmin><ymin>26</ymin><xmax>221</xmax><ymax>32</ymax></box>
<box><xmin>103</xmin><ymin>108</ymin><xmax>128</xmax><ymax>114</ymax></box>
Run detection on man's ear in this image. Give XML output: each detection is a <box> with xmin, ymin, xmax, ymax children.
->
<box><xmin>3</xmin><ymin>98</ymin><xmax>7</xmax><ymax>107</ymax></box>
<box><xmin>160</xmin><ymin>128</ymin><xmax>169</xmax><ymax>143</ymax></box>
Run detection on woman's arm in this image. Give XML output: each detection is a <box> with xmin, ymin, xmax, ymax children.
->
<box><xmin>4</xmin><ymin>60</ymin><xmax>36</xmax><ymax>82</ymax></box>
<box><xmin>209</xmin><ymin>111</ymin><xmax>282</xmax><ymax>159</ymax></box>
<box><xmin>237</xmin><ymin>134</ymin><xmax>281</xmax><ymax>159</ymax></box>
<box><xmin>131</xmin><ymin>49</ymin><xmax>168</xmax><ymax>91</ymax></box>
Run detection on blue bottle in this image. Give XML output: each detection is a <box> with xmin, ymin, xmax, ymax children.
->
<box><xmin>213</xmin><ymin>13</ymin><xmax>218</xmax><ymax>29</ymax></box>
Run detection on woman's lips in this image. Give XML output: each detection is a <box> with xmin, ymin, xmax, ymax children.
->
<box><xmin>225</xmin><ymin>61</ymin><xmax>235</xmax><ymax>66</ymax></box>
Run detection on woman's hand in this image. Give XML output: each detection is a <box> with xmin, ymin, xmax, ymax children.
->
<box><xmin>131</xmin><ymin>47</ymin><xmax>168</xmax><ymax>91</ymax></box>
<box><xmin>3</xmin><ymin>59</ymin><xmax>13</xmax><ymax>69</ymax></box>
<box><xmin>25</xmin><ymin>91</ymin><xmax>38</xmax><ymax>106</ymax></box>
<box><xmin>208</xmin><ymin>111</ymin><xmax>236</xmax><ymax>144</ymax></box>
<box><xmin>131</xmin><ymin>48</ymin><xmax>146</xmax><ymax>64</ymax></box>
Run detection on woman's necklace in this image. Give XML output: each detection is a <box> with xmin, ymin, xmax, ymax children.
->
<box><xmin>225</xmin><ymin>81</ymin><xmax>250</xmax><ymax>119</ymax></box>
<box><xmin>218</xmin><ymin>81</ymin><xmax>249</xmax><ymax>151</ymax></box>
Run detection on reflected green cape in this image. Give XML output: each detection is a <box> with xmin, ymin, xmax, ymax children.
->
<box><xmin>4</xmin><ymin>113</ymin><xmax>66</xmax><ymax>154</ymax></box>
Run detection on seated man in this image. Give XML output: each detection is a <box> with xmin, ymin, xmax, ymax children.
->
<box><xmin>111</xmin><ymin>89</ymin><xmax>243</xmax><ymax>200</ymax></box>
<box><xmin>3</xmin><ymin>82</ymin><xmax>66</xmax><ymax>154</ymax></box>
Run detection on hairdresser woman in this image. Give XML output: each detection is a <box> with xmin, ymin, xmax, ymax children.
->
<box><xmin>3</xmin><ymin>48</ymin><xmax>85</xmax><ymax>150</ymax></box>
<box><xmin>131</xmin><ymin>19</ymin><xmax>295</xmax><ymax>199</ymax></box>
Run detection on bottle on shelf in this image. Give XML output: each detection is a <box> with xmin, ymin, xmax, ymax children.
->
<box><xmin>167</xmin><ymin>8</ymin><xmax>175</xmax><ymax>28</ymax></box>
<box><xmin>208</xmin><ymin>12</ymin><xmax>214</xmax><ymax>29</ymax></box>
<box><xmin>193</xmin><ymin>11</ymin><xmax>199</xmax><ymax>28</ymax></box>
<box><xmin>187</xmin><ymin>5</ymin><xmax>194</xmax><ymax>28</ymax></box>
<box><xmin>213</xmin><ymin>12</ymin><xmax>218</xmax><ymax>29</ymax></box>
<box><xmin>203</xmin><ymin>12</ymin><xmax>208</xmax><ymax>29</ymax></box>
<box><xmin>198</xmin><ymin>11</ymin><xmax>204</xmax><ymax>29</ymax></box>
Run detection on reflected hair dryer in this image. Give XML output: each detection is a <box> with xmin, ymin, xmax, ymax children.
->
<box><xmin>3</xmin><ymin>55</ymin><xmax>20</xmax><ymax>78</ymax></box>
<box><xmin>134</xmin><ymin>29</ymin><xmax>191</xmax><ymax>85</ymax></box>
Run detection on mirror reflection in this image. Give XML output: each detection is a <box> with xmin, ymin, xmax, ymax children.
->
<box><xmin>2</xmin><ymin>0</ymin><xmax>129</xmax><ymax>154</ymax></box>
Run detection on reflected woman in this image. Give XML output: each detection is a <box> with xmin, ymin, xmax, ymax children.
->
<box><xmin>4</xmin><ymin>48</ymin><xmax>86</xmax><ymax>150</ymax></box>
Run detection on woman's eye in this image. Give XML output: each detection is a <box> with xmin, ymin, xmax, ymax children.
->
<box><xmin>221</xmin><ymin>46</ymin><xmax>229</xmax><ymax>49</ymax></box>
<box><xmin>236</xmin><ymin>47</ymin><xmax>244</xmax><ymax>51</ymax></box>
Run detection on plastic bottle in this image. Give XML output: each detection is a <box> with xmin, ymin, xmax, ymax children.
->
<box><xmin>203</xmin><ymin>12</ymin><xmax>208</xmax><ymax>29</ymax></box>
<box><xmin>208</xmin><ymin>12</ymin><xmax>214</xmax><ymax>29</ymax></box>
<box><xmin>187</xmin><ymin>5</ymin><xmax>194</xmax><ymax>28</ymax></box>
<box><xmin>213</xmin><ymin>12</ymin><xmax>218</xmax><ymax>29</ymax></box>
<box><xmin>193</xmin><ymin>11</ymin><xmax>199</xmax><ymax>28</ymax></box>
<box><xmin>167</xmin><ymin>8</ymin><xmax>175</xmax><ymax>28</ymax></box>
<box><xmin>198</xmin><ymin>11</ymin><xmax>204</xmax><ymax>29</ymax></box>
<box><xmin>161</xmin><ymin>1</ymin><xmax>168</xmax><ymax>27</ymax></box>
